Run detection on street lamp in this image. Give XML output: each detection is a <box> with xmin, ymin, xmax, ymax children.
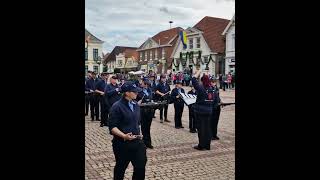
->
<box><xmin>97</xmin><ymin>56</ymin><xmax>101</xmax><ymax>74</ymax></box>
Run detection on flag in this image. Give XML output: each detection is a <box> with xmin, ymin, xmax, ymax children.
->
<box><xmin>180</xmin><ymin>31</ymin><xmax>187</xmax><ymax>49</ymax></box>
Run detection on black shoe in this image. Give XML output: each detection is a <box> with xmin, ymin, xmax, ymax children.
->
<box><xmin>193</xmin><ymin>145</ymin><xmax>210</xmax><ymax>150</ymax></box>
<box><xmin>91</xmin><ymin>118</ymin><xmax>94</xmax><ymax>121</ymax></box>
<box><xmin>153</xmin><ymin>116</ymin><xmax>156</xmax><ymax>118</ymax></box>
<box><xmin>146</xmin><ymin>145</ymin><xmax>154</xmax><ymax>149</ymax></box>
<box><xmin>190</xmin><ymin>130</ymin><xmax>197</xmax><ymax>133</ymax></box>
<box><xmin>164</xmin><ymin>119</ymin><xmax>171</xmax><ymax>122</ymax></box>
<box><xmin>180</xmin><ymin>126</ymin><xmax>184</xmax><ymax>128</ymax></box>
<box><xmin>212</xmin><ymin>136</ymin><xmax>220</xmax><ymax>140</ymax></box>
<box><xmin>100</xmin><ymin>124</ymin><xmax>104</xmax><ymax>127</ymax></box>
<box><xmin>193</xmin><ymin>146</ymin><xmax>205</xmax><ymax>151</ymax></box>
<box><xmin>160</xmin><ymin>119</ymin><xmax>163</xmax><ymax>123</ymax></box>
<box><xmin>175</xmin><ymin>127</ymin><xmax>180</xmax><ymax>129</ymax></box>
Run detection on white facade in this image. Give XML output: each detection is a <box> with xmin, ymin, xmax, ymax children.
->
<box><xmin>171</xmin><ymin>27</ymin><xmax>218</xmax><ymax>76</ymax></box>
<box><xmin>222</xmin><ymin>15</ymin><xmax>235</xmax><ymax>74</ymax></box>
<box><xmin>85</xmin><ymin>41</ymin><xmax>104</xmax><ymax>74</ymax></box>
<box><xmin>106</xmin><ymin>60</ymin><xmax>116</xmax><ymax>73</ymax></box>
<box><xmin>115</xmin><ymin>53</ymin><xmax>138</xmax><ymax>70</ymax></box>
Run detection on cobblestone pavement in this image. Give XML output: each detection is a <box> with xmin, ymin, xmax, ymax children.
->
<box><xmin>85</xmin><ymin>86</ymin><xmax>235</xmax><ymax>180</ymax></box>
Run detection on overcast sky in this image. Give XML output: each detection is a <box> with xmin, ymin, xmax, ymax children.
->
<box><xmin>85</xmin><ymin>0</ymin><xmax>235</xmax><ymax>54</ymax></box>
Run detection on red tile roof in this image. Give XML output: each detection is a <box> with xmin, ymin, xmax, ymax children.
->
<box><xmin>124</xmin><ymin>49</ymin><xmax>138</xmax><ymax>60</ymax></box>
<box><xmin>103</xmin><ymin>46</ymin><xmax>137</xmax><ymax>64</ymax></box>
<box><xmin>151</xmin><ymin>27</ymin><xmax>183</xmax><ymax>45</ymax></box>
<box><xmin>194</xmin><ymin>16</ymin><xmax>230</xmax><ymax>53</ymax></box>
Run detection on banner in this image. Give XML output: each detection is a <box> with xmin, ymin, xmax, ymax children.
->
<box><xmin>179</xmin><ymin>31</ymin><xmax>187</xmax><ymax>49</ymax></box>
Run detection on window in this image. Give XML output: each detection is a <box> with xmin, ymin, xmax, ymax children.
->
<box><xmin>196</xmin><ymin>37</ymin><xmax>200</xmax><ymax>48</ymax></box>
<box><xmin>140</xmin><ymin>52</ymin><xmax>142</xmax><ymax>61</ymax></box>
<box><xmin>118</xmin><ymin>60</ymin><xmax>123</xmax><ymax>66</ymax></box>
<box><xmin>155</xmin><ymin>49</ymin><xmax>158</xmax><ymax>59</ymax></box>
<box><xmin>150</xmin><ymin>50</ymin><xmax>153</xmax><ymax>60</ymax></box>
<box><xmin>162</xmin><ymin>48</ymin><xmax>165</xmax><ymax>59</ymax></box>
<box><xmin>232</xmin><ymin>34</ymin><xmax>235</xmax><ymax>50</ymax></box>
<box><xmin>93</xmin><ymin>66</ymin><xmax>98</xmax><ymax>74</ymax></box>
<box><xmin>85</xmin><ymin>65</ymin><xmax>88</xmax><ymax>74</ymax></box>
<box><xmin>85</xmin><ymin>48</ymin><xmax>88</xmax><ymax>60</ymax></box>
<box><xmin>189</xmin><ymin>38</ymin><xmax>193</xmax><ymax>49</ymax></box>
<box><xmin>93</xmin><ymin>49</ymin><xmax>98</xmax><ymax>61</ymax></box>
<box><xmin>144</xmin><ymin>51</ymin><xmax>147</xmax><ymax>61</ymax></box>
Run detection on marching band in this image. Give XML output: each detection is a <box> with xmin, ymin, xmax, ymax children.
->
<box><xmin>85</xmin><ymin>69</ymin><xmax>235</xmax><ymax>179</ymax></box>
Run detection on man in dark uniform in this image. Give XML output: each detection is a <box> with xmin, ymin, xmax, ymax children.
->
<box><xmin>85</xmin><ymin>71</ymin><xmax>92</xmax><ymax>116</ymax></box>
<box><xmin>137</xmin><ymin>77</ymin><xmax>154</xmax><ymax>149</ymax></box>
<box><xmin>191</xmin><ymin>69</ymin><xmax>218</xmax><ymax>150</ymax></box>
<box><xmin>109</xmin><ymin>81</ymin><xmax>147</xmax><ymax>180</ymax></box>
<box><xmin>155</xmin><ymin>74</ymin><xmax>171</xmax><ymax>123</ymax></box>
<box><xmin>105</xmin><ymin>75</ymin><xmax>122</xmax><ymax>126</ymax></box>
<box><xmin>85</xmin><ymin>71</ymin><xmax>100</xmax><ymax>121</ymax></box>
<box><xmin>219</xmin><ymin>74</ymin><xmax>223</xmax><ymax>89</ymax></box>
<box><xmin>119</xmin><ymin>78</ymin><xmax>125</xmax><ymax>87</ymax></box>
<box><xmin>149</xmin><ymin>74</ymin><xmax>157</xmax><ymax>118</ymax></box>
<box><xmin>187</xmin><ymin>87</ymin><xmax>197</xmax><ymax>133</ymax></box>
<box><xmin>210</xmin><ymin>77</ymin><xmax>222</xmax><ymax>140</ymax></box>
<box><xmin>170</xmin><ymin>80</ymin><xmax>185</xmax><ymax>129</ymax></box>
<box><xmin>95</xmin><ymin>72</ymin><xmax>109</xmax><ymax>127</ymax></box>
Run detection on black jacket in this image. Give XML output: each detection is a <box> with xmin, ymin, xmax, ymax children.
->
<box><xmin>155</xmin><ymin>82</ymin><xmax>171</xmax><ymax>101</ymax></box>
<box><xmin>191</xmin><ymin>77</ymin><xmax>219</xmax><ymax>106</ymax></box>
<box><xmin>105</xmin><ymin>83</ymin><xmax>122</xmax><ymax>106</ymax></box>
<box><xmin>170</xmin><ymin>87</ymin><xmax>185</xmax><ymax>106</ymax></box>
<box><xmin>108</xmin><ymin>97</ymin><xmax>141</xmax><ymax>138</ymax></box>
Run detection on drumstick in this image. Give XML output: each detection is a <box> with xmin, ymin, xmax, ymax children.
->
<box><xmin>141</xmin><ymin>94</ymin><xmax>145</xmax><ymax>101</ymax></box>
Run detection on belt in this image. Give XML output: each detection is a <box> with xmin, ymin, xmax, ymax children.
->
<box><xmin>113</xmin><ymin>135</ymin><xmax>143</xmax><ymax>142</ymax></box>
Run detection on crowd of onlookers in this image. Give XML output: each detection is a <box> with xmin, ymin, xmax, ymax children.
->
<box><xmin>167</xmin><ymin>71</ymin><xmax>235</xmax><ymax>91</ymax></box>
<box><xmin>92</xmin><ymin>70</ymin><xmax>235</xmax><ymax>91</ymax></box>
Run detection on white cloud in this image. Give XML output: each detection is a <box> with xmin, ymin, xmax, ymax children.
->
<box><xmin>85</xmin><ymin>0</ymin><xmax>234</xmax><ymax>53</ymax></box>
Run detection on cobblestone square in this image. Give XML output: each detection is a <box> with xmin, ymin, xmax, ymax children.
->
<box><xmin>85</xmin><ymin>86</ymin><xmax>235</xmax><ymax>180</ymax></box>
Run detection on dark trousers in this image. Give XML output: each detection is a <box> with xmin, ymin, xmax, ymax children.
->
<box><xmin>194</xmin><ymin>107</ymin><xmax>213</xmax><ymax>149</ymax></box>
<box><xmin>159</xmin><ymin>104</ymin><xmax>168</xmax><ymax>120</ymax></box>
<box><xmin>185</xmin><ymin>80</ymin><xmax>190</xmax><ymax>86</ymax></box>
<box><xmin>90</xmin><ymin>95</ymin><xmax>100</xmax><ymax>120</ymax></box>
<box><xmin>100</xmin><ymin>96</ymin><xmax>108</xmax><ymax>125</ymax></box>
<box><xmin>174</xmin><ymin>103</ymin><xmax>184</xmax><ymax>127</ymax></box>
<box><xmin>211</xmin><ymin>106</ymin><xmax>221</xmax><ymax>137</ymax></box>
<box><xmin>219</xmin><ymin>80</ymin><xmax>223</xmax><ymax>89</ymax></box>
<box><xmin>223</xmin><ymin>82</ymin><xmax>227</xmax><ymax>91</ymax></box>
<box><xmin>101</xmin><ymin>103</ymin><xmax>110</xmax><ymax>126</ymax></box>
<box><xmin>188</xmin><ymin>105</ymin><xmax>196</xmax><ymax>131</ymax></box>
<box><xmin>141</xmin><ymin>109</ymin><xmax>154</xmax><ymax>146</ymax></box>
<box><xmin>112</xmin><ymin>139</ymin><xmax>147</xmax><ymax>180</ymax></box>
<box><xmin>85</xmin><ymin>94</ymin><xmax>90</xmax><ymax>115</ymax></box>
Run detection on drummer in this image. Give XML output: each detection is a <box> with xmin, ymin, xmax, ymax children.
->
<box><xmin>137</xmin><ymin>77</ymin><xmax>154</xmax><ymax>149</ymax></box>
<box><xmin>170</xmin><ymin>80</ymin><xmax>185</xmax><ymax>129</ymax></box>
